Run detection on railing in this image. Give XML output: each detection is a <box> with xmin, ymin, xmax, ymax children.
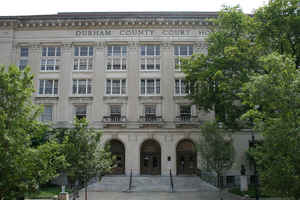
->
<box><xmin>128</xmin><ymin>168</ymin><xmax>133</xmax><ymax>192</ymax></box>
<box><xmin>175</xmin><ymin>115</ymin><xmax>198</xmax><ymax>122</ymax></box>
<box><xmin>103</xmin><ymin>116</ymin><xmax>127</xmax><ymax>123</ymax></box>
<box><xmin>139</xmin><ymin>115</ymin><xmax>163</xmax><ymax>123</ymax></box>
<box><xmin>169</xmin><ymin>169</ymin><xmax>174</xmax><ymax>193</ymax></box>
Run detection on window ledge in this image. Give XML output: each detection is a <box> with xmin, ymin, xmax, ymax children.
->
<box><xmin>140</xmin><ymin>70</ymin><xmax>160</xmax><ymax>72</ymax></box>
<box><xmin>37</xmin><ymin>94</ymin><xmax>59</xmax><ymax>98</ymax></box>
<box><xmin>105</xmin><ymin>70</ymin><xmax>128</xmax><ymax>72</ymax></box>
<box><xmin>70</xmin><ymin>95</ymin><xmax>93</xmax><ymax>98</ymax></box>
<box><xmin>72</xmin><ymin>70</ymin><xmax>94</xmax><ymax>73</ymax></box>
<box><xmin>40</xmin><ymin>70</ymin><xmax>60</xmax><ymax>73</ymax></box>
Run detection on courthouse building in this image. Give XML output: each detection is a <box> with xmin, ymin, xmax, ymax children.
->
<box><xmin>0</xmin><ymin>12</ymin><xmax>252</xmax><ymax>184</ymax></box>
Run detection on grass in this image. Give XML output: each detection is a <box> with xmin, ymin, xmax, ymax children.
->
<box><xmin>228</xmin><ymin>185</ymin><xmax>275</xmax><ymax>198</ymax></box>
<box><xmin>26</xmin><ymin>185</ymin><xmax>71</xmax><ymax>199</ymax></box>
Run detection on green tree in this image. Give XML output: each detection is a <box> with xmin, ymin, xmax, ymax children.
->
<box><xmin>62</xmin><ymin>118</ymin><xmax>112</xmax><ymax>198</ymax></box>
<box><xmin>254</xmin><ymin>0</ymin><xmax>300</xmax><ymax>67</ymax></box>
<box><xmin>241</xmin><ymin>53</ymin><xmax>300</xmax><ymax>199</ymax></box>
<box><xmin>0</xmin><ymin>65</ymin><xmax>65</xmax><ymax>200</ymax></box>
<box><xmin>198</xmin><ymin>121</ymin><xmax>235</xmax><ymax>188</ymax></box>
<box><xmin>182</xmin><ymin>6</ymin><xmax>261</xmax><ymax>129</ymax></box>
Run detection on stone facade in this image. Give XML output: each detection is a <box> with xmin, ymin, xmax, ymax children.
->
<box><xmin>0</xmin><ymin>12</ymin><xmax>253</xmax><ymax>181</ymax></box>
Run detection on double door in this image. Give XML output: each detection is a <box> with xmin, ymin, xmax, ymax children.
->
<box><xmin>177</xmin><ymin>151</ymin><xmax>196</xmax><ymax>175</ymax></box>
<box><xmin>141</xmin><ymin>152</ymin><xmax>161</xmax><ymax>175</ymax></box>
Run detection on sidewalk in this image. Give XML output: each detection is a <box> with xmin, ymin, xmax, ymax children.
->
<box><xmin>77</xmin><ymin>191</ymin><xmax>244</xmax><ymax>200</ymax></box>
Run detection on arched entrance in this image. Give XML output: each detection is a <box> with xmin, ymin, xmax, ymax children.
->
<box><xmin>140</xmin><ymin>139</ymin><xmax>161</xmax><ymax>175</ymax></box>
<box><xmin>176</xmin><ymin>139</ymin><xmax>197</xmax><ymax>175</ymax></box>
<box><xmin>109</xmin><ymin>139</ymin><xmax>125</xmax><ymax>174</ymax></box>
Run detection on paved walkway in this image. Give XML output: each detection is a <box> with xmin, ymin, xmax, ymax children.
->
<box><xmin>77</xmin><ymin>175</ymin><xmax>244</xmax><ymax>200</ymax></box>
<box><xmin>77</xmin><ymin>191</ymin><xmax>244</xmax><ymax>200</ymax></box>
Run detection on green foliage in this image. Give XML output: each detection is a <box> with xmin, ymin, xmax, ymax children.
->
<box><xmin>240</xmin><ymin>53</ymin><xmax>300</xmax><ymax>199</ymax></box>
<box><xmin>229</xmin><ymin>185</ymin><xmax>274</xmax><ymax>198</ymax></box>
<box><xmin>183</xmin><ymin>2</ymin><xmax>300</xmax><ymax>196</ymax></box>
<box><xmin>26</xmin><ymin>185</ymin><xmax>71</xmax><ymax>199</ymax></box>
<box><xmin>0</xmin><ymin>65</ymin><xmax>65</xmax><ymax>200</ymax></box>
<box><xmin>62</xmin><ymin>118</ymin><xmax>113</xmax><ymax>194</ymax></box>
<box><xmin>198</xmin><ymin>121</ymin><xmax>235</xmax><ymax>187</ymax></box>
<box><xmin>182</xmin><ymin>6</ymin><xmax>261</xmax><ymax>129</ymax></box>
<box><xmin>254</xmin><ymin>0</ymin><xmax>300</xmax><ymax>66</ymax></box>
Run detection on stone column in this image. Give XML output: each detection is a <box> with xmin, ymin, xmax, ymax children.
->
<box><xmin>59</xmin><ymin>43</ymin><xmax>73</xmax><ymax>122</ymax></box>
<box><xmin>93</xmin><ymin>42</ymin><xmax>105</xmax><ymax>127</ymax></box>
<box><xmin>127</xmin><ymin>42</ymin><xmax>139</xmax><ymax>128</ymax></box>
<box><xmin>240</xmin><ymin>175</ymin><xmax>248</xmax><ymax>191</ymax></box>
<box><xmin>127</xmin><ymin>134</ymin><xmax>139</xmax><ymax>175</ymax></box>
<box><xmin>161</xmin><ymin>42</ymin><xmax>175</xmax><ymax>128</ymax></box>
<box><xmin>29</xmin><ymin>43</ymin><xmax>41</xmax><ymax>96</ymax></box>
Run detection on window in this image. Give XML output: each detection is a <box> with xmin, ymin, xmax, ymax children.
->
<box><xmin>110</xmin><ymin>105</ymin><xmax>121</xmax><ymax>122</ymax></box>
<box><xmin>175</xmin><ymin>79</ymin><xmax>190</xmax><ymax>96</ymax></box>
<box><xmin>72</xmin><ymin>79</ymin><xmax>92</xmax><ymax>95</ymax></box>
<box><xmin>107</xmin><ymin>46</ymin><xmax>127</xmax><ymax>71</ymax></box>
<box><xmin>180</xmin><ymin>105</ymin><xmax>191</xmax><ymax>121</ymax></box>
<box><xmin>226</xmin><ymin>176</ymin><xmax>235</xmax><ymax>186</ymax></box>
<box><xmin>75</xmin><ymin>105</ymin><xmax>87</xmax><ymax>120</ymax></box>
<box><xmin>42</xmin><ymin>47</ymin><xmax>61</xmax><ymax>57</ymax></box>
<box><xmin>106</xmin><ymin>79</ymin><xmax>126</xmax><ymax>95</ymax></box>
<box><xmin>19</xmin><ymin>59</ymin><xmax>28</xmax><ymax>71</ymax></box>
<box><xmin>41</xmin><ymin>105</ymin><xmax>53</xmax><ymax>121</ymax></box>
<box><xmin>74</xmin><ymin>46</ymin><xmax>93</xmax><ymax>71</ymax></box>
<box><xmin>39</xmin><ymin>80</ymin><xmax>58</xmax><ymax>95</ymax></box>
<box><xmin>41</xmin><ymin>47</ymin><xmax>61</xmax><ymax>71</ymax></box>
<box><xmin>144</xmin><ymin>105</ymin><xmax>156</xmax><ymax>122</ymax></box>
<box><xmin>140</xmin><ymin>45</ymin><xmax>160</xmax><ymax>71</ymax></box>
<box><xmin>174</xmin><ymin>45</ymin><xmax>193</xmax><ymax>71</ymax></box>
<box><xmin>19</xmin><ymin>47</ymin><xmax>29</xmax><ymax>70</ymax></box>
<box><xmin>140</xmin><ymin>79</ymin><xmax>160</xmax><ymax>96</ymax></box>
<box><xmin>20</xmin><ymin>47</ymin><xmax>29</xmax><ymax>57</ymax></box>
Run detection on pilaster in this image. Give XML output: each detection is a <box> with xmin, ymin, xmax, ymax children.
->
<box><xmin>59</xmin><ymin>43</ymin><xmax>73</xmax><ymax>121</ymax></box>
<box><xmin>127</xmin><ymin>42</ymin><xmax>139</xmax><ymax>127</ymax></box>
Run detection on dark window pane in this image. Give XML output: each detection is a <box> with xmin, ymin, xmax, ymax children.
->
<box><xmin>20</xmin><ymin>47</ymin><xmax>28</xmax><ymax>57</ymax></box>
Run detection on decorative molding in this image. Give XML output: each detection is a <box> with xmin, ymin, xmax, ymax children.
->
<box><xmin>128</xmin><ymin>134</ymin><xmax>138</xmax><ymax>142</ymax></box>
<box><xmin>35</xmin><ymin>96</ymin><xmax>59</xmax><ymax>103</ymax></box>
<box><xmin>184</xmin><ymin>132</ymin><xmax>191</xmax><ymax>138</ymax></box>
<box><xmin>138</xmin><ymin>96</ymin><xmax>163</xmax><ymax>102</ymax></box>
<box><xmin>69</xmin><ymin>96</ymin><xmax>94</xmax><ymax>104</ymax></box>
<box><xmin>128</xmin><ymin>41</ymin><xmax>139</xmax><ymax>50</ymax></box>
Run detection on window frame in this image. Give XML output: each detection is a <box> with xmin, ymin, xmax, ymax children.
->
<box><xmin>179</xmin><ymin>105</ymin><xmax>192</xmax><ymax>121</ymax></box>
<box><xmin>18</xmin><ymin>59</ymin><xmax>28</xmax><ymax>71</ymax></box>
<box><xmin>40</xmin><ymin>47</ymin><xmax>61</xmax><ymax>72</ymax></box>
<box><xmin>105</xmin><ymin>79</ymin><xmax>127</xmax><ymax>96</ymax></box>
<box><xmin>140</xmin><ymin>79</ymin><xmax>160</xmax><ymax>96</ymax></box>
<box><xmin>38</xmin><ymin>79</ymin><xmax>59</xmax><ymax>96</ymax></box>
<box><xmin>19</xmin><ymin>47</ymin><xmax>29</xmax><ymax>70</ymax></box>
<box><xmin>74</xmin><ymin>104</ymin><xmax>87</xmax><ymax>120</ymax></box>
<box><xmin>106</xmin><ymin>45</ymin><xmax>127</xmax><ymax>71</ymax></box>
<box><xmin>72</xmin><ymin>79</ymin><xmax>92</xmax><ymax>95</ymax></box>
<box><xmin>175</xmin><ymin>79</ymin><xmax>190</xmax><ymax>96</ymax></box>
<box><xmin>40</xmin><ymin>105</ymin><xmax>53</xmax><ymax>122</ymax></box>
<box><xmin>20</xmin><ymin>47</ymin><xmax>29</xmax><ymax>57</ymax></box>
<box><xmin>140</xmin><ymin>45</ymin><xmax>160</xmax><ymax>71</ymax></box>
<box><xmin>174</xmin><ymin>45</ymin><xmax>193</xmax><ymax>71</ymax></box>
<box><xmin>73</xmin><ymin>46</ymin><xmax>94</xmax><ymax>72</ymax></box>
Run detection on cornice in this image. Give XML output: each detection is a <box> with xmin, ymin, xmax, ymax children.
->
<box><xmin>0</xmin><ymin>17</ymin><xmax>213</xmax><ymax>31</ymax></box>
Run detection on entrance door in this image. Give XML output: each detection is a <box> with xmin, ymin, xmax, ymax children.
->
<box><xmin>176</xmin><ymin>139</ymin><xmax>197</xmax><ymax>175</ymax></box>
<box><xmin>109</xmin><ymin>140</ymin><xmax>125</xmax><ymax>174</ymax></box>
<box><xmin>140</xmin><ymin>140</ymin><xmax>161</xmax><ymax>175</ymax></box>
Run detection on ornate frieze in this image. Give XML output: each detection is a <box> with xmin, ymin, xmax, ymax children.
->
<box><xmin>0</xmin><ymin>12</ymin><xmax>215</xmax><ymax>31</ymax></box>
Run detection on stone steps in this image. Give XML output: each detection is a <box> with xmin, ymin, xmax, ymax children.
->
<box><xmin>86</xmin><ymin>175</ymin><xmax>218</xmax><ymax>192</ymax></box>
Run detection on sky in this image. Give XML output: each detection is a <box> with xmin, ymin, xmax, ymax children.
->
<box><xmin>1</xmin><ymin>0</ymin><xmax>267</xmax><ymax>16</ymax></box>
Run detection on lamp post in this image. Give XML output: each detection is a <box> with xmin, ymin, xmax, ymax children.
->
<box><xmin>250</xmin><ymin>133</ymin><xmax>259</xmax><ymax>200</ymax></box>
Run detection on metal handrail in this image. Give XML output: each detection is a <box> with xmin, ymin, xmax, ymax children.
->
<box><xmin>128</xmin><ymin>168</ymin><xmax>133</xmax><ymax>192</ymax></box>
<box><xmin>169</xmin><ymin>169</ymin><xmax>174</xmax><ymax>192</ymax></box>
